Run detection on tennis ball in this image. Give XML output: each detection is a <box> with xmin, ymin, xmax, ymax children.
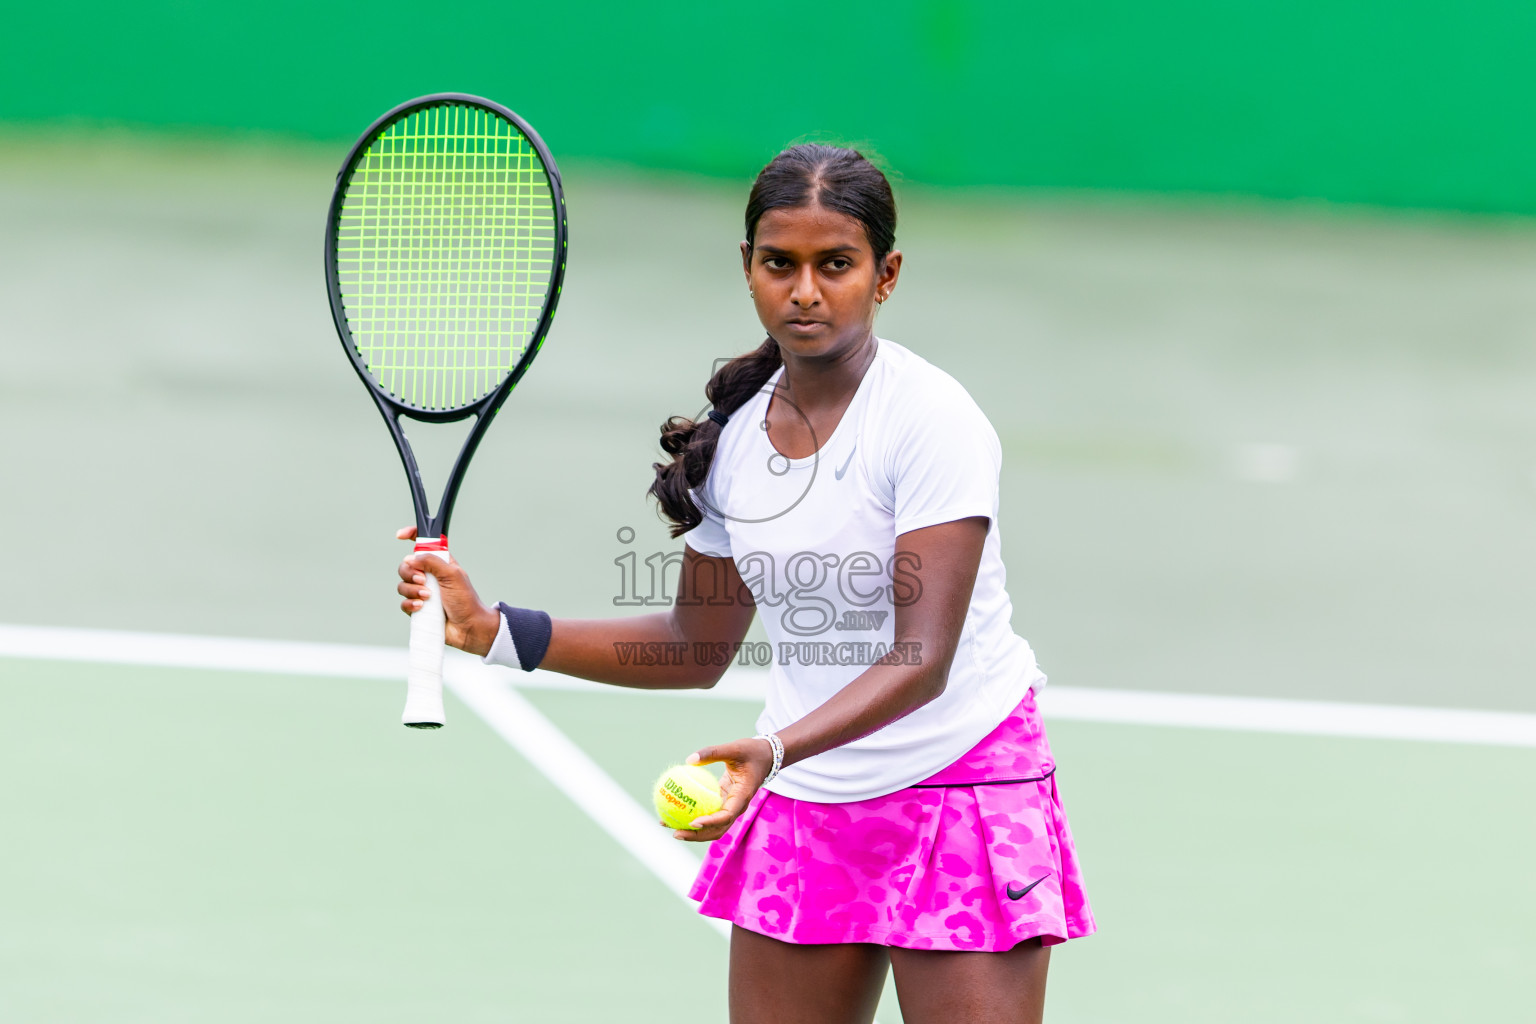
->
<box><xmin>654</xmin><ymin>763</ymin><xmax>724</xmax><ymax>830</ymax></box>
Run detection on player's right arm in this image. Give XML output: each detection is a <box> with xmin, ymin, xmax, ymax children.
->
<box><xmin>396</xmin><ymin>530</ymin><xmax>754</xmax><ymax>691</ymax></box>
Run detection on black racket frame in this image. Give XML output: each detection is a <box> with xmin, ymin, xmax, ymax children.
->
<box><xmin>324</xmin><ymin>92</ymin><xmax>567</xmax><ymax>539</ymax></box>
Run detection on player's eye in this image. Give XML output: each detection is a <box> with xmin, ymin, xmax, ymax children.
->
<box><xmin>762</xmin><ymin>256</ymin><xmax>791</xmax><ymax>270</ymax></box>
<box><xmin>825</xmin><ymin>257</ymin><xmax>852</xmax><ymax>271</ymax></box>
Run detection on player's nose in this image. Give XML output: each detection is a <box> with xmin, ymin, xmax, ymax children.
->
<box><xmin>789</xmin><ymin>265</ymin><xmax>819</xmax><ymax>307</ymax></box>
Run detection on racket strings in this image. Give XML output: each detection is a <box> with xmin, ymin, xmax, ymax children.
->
<box><xmin>335</xmin><ymin>102</ymin><xmax>557</xmax><ymax>411</ymax></box>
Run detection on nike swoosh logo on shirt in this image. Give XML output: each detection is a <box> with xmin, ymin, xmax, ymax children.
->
<box><xmin>834</xmin><ymin>446</ymin><xmax>857</xmax><ymax>480</ymax></box>
<box><xmin>1006</xmin><ymin>876</ymin><xmax>1049</xmax><ymax>901</ymax></box>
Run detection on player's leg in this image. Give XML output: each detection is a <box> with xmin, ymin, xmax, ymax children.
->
<box><xmin>729</xmin><ymin>926</ymin><xmax>888</xmax><ymax>1024</ymax></box>
<box><xmin>888</xmin><ymin>938</ymin><xmax>1050</xmax><ymax>1024</ymax></box>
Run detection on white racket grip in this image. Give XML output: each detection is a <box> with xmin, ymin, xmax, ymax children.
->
<box><xmin>403</xmin><ymin>544</ymin><xmax>450</xmax><ymax>728</ymax></box>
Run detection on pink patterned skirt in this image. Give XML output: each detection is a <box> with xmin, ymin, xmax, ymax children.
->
<box><xmin>688</xmin><ymin>688</ymin><xmax>1096</xmax><ymax>951</ymax></box>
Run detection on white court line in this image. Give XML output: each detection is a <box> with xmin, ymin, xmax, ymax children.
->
<box><xmin>2</xmin><ymin>623</ymin><xmax>1534</xmax><ymax>747</ymax></box>
<box><xmin>443</xmin><ymin>664</ymin><xmax>727</xmax><ymax>939</ymax></box>
<box><xmin>0</xmin><ymin>623</ymin><xmax>725</xmax><ymax>938</ymax></box>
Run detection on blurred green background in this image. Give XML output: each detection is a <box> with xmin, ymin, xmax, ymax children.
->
<box><xmin>3</xmin><ymin>1</ymin><xmax>1536</xmax><ymax>209</ymax></box>
<box><xmin>2</xmin><ymin>4</ymin><xmax>1534</xmax><ymax>1023</ymax></box>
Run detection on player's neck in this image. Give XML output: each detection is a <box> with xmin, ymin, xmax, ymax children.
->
<box><xmin>777</xmin><ymin>333</ymin><xmax>878</xmax><ymax>412</ymax></box>
<box><xmin>766</xmin><ymin>335</ymin><xmax>877</xmax><ymax>460</ymax></box>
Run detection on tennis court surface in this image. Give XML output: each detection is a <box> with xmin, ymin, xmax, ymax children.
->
<box><xmin>2</xmin><ymin>627</ymin><xmax>1532</xmax><ymax>1023</ymax></box>
<box><xmin>2</xmin><ymin>133</ymin><xmax>1534</xmax><ymax>1022</ymax></box>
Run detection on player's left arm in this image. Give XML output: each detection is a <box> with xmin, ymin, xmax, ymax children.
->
<box><xmin>683</xmin><ymin>515</ymin><xmax>987</xmax><ymax>840</ymax></box>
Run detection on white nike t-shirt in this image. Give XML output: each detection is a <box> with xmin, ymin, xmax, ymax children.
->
<box><xmin>683</xmin><ymin>338</ymin><xmax>1044</xmax><ymax>802</ymax></box>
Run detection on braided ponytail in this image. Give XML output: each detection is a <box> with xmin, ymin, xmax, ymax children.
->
<box><xmin>648</xmin><ymin>337</ymin><xmax>782</xmax><ymax>537</ymax></box>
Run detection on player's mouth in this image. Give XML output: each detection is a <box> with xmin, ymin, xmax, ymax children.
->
<box><xmin>783</xmin><ymin>318</ymin><xmax>828</xmax><ymax>334</ymax></box>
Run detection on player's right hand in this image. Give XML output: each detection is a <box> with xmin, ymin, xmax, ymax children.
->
<box><xmin>395</xmin><ymin>526</ymin><xmax>501</xmax><ymax>656</ymax></box>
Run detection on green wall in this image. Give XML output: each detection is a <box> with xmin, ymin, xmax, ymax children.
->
<box><xmin>3</xmin><ymin>1</ymin><xmax>1534</xmax><ymax>212</ymax></box>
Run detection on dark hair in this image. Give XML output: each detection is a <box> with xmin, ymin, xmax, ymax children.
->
<box><xmin>648</xmin><ymin>144</ymin><xmax>897</xmax><ymax>537</ymax></box>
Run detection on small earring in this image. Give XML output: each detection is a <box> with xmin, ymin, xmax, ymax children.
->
<box><xmin>749</xmin><ymin>289</ymin><xmax>755</xmax><ymax>298</ymax></box>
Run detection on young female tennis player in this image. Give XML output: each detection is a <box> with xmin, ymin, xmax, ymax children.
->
<box><xmin>396</xmin><ymin>144</ymin><xmax>1094</xmax><ymax>1023</ymax></box>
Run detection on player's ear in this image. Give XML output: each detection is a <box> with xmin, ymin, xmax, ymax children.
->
<box><xmin>877</xmin><ymin>249</ymin><xmax>903</xmax><ymax>297</ymax></box>
<box><xmin>740</xmin><ymin>240</ymin><xmax>753</xmax><ymax>282</ymax></box>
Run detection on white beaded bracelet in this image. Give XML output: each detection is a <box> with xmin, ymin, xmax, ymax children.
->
<box><xmin>754</xmin><ymin>732</ymin><xmax>784</xmax><ymax>784</ymax></box>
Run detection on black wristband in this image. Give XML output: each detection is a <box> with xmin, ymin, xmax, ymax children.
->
<box><xmin>497</xmin><ymin>602</ymin><xmax>553</xmax><ymax>672</ymax></box>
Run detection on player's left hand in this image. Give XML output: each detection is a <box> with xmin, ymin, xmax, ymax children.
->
<box><xmin>675</xmin><ymin>737</ymin><xmax>775</xmax><ymax>842</ymax></box>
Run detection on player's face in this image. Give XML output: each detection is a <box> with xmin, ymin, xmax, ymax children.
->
<box><xmin>742</xmin><ymin>204</ymin><xmax>900</xmax><ymax>362</ymax></box>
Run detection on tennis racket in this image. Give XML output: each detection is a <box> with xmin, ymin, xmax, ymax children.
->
<box><xmin>324</xmin><ymin>93</ymin><xmax>567</xmax><ymax>728</ymax></box>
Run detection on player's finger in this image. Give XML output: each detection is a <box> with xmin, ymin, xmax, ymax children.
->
<box><xmin>396</xmin><ymin>526</ymin><xmax>418</xmax><ymax>540</ymax></box>
<box><xmin>693</xmin><ymin>738</ymin><xmax>755</xmax><ymax>765</ymax></box>
<box><xmin>397</xmin><ymin>580</ymin><xmax>432</xmax><ymax>601</ymax></box>
<box><xmin>396</xmin><ymin>571</ymin><xmax>431</xmax><ymax>600</ymax></box>
<box><xmin>677</xmin><ymin>821</ymin><xmax>730</xmax><ymax>842</ymax></box>
<box><xmin>403</xmin><ymin>553</ymin><xmax>457</xmax><ymax>581</ymax></box>
<box><xmin>690</xmin><ymin>807</ymin><xmax>735</xmax><ymax>830</ymax></box>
